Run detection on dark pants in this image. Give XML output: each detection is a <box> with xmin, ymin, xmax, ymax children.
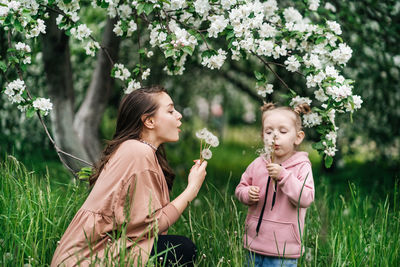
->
<box><xmin>150</xmin><ymin>235</ymin><xmax>197</xmax><ymax>266</ymax></box>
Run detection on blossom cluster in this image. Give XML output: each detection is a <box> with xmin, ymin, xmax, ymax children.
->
<box><xmin>3</xmin><ymin>79</ymin><xmax>52</xmax><ymax>116</ymax></box>
<box><xmin>1</xmin><ymin>0</ymin><xmax>362</xmax><ymax>166</ymax></box>
<box><xmin>195</xmin><ymin>128</ymin><xmax>219</xmax><ymax>161</ymax></box>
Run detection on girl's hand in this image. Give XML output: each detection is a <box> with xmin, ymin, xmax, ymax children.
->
<box><xmin>248</xmin><ymin>186</ymin><xmax>260</xmax><ymax>204</ymax></box>
<box><xmin>266</xmin><ymin>163</ymin><xmax>283</xmax><ymax>180</ymax></box>
<box><xmin>187</xmin><ymin>160</ymin><xmax>208</xmax><ymax>200</ymax></box>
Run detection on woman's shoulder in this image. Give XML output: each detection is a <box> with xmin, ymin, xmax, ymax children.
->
<box><xmin>117</xmin><ymin>139</ymin><xmax>155</xmax><ymax>157</ymax></box>
<box><xmin>110</xmin><ymin>139</ymin><xmax>158</xmax><ymax>170</ymax></box>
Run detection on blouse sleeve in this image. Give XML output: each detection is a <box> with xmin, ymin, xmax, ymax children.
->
<box><xmin>113</xmin><ymin>170</ymin><xmax>180</xmax><ymax>237</ymax></box>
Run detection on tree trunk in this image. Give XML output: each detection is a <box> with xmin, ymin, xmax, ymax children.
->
<box><xmin>74</xmin><ymin>18</ymin><xmax>121</xmax><ymax>163</ymax></box>
<box><xmin>41</xmin><ymin>11</ymin><xmax>90</xmax><ymax>171</ymax></box>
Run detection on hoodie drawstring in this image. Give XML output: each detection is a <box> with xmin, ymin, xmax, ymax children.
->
<box><xmin>256</xmin><ymin>173</ymin><xmax>279</xmax><ymax>235</ymax></box>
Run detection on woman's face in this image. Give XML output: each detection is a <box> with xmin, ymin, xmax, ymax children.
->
<box><xmin>152</xmin><ymin>92</ymin><xmax>182</xmax><ymax>143</ymax></box>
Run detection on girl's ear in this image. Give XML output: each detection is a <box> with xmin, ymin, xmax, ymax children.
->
<box><xmin>142</xmin><ymin>115</ymin><xmax>155</xmax><ymax>129</ymax></box>
<box><xmin>295</xmin><ymin>131</ymin><xmax>305</xmax><ymax>146</ymax></box>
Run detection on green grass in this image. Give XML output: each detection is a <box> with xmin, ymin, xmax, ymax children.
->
<box><xmin>1</xmin><ymin>152</ymin><xmax>399</xmax><ymax>266</ymax></box>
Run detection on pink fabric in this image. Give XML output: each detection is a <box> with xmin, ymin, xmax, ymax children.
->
<box><xmin>51</xmin><ymin>140</ymin><xmax>180</xmax><ymax>266</ymax></box>
<box><xmin>235</xmin><ymin>151</ymin><xmax>314</xmax><ymax>258</ymax></box>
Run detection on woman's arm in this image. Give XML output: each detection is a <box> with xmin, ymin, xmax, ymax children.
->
<box><xmin>170</xmin><ymin>160</ymin><xmax>207</xmax><ymax>214</ymax></box>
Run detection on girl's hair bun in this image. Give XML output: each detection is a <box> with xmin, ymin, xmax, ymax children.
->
<box><xmin>294</xmin><ymin>103</ymin><xmax>311</xmax><ymax>115</ymax></box>
<box><xmin>260</xmin><ymin>102</ymin><xmax>276</xmax><ymax>112</ymax></box>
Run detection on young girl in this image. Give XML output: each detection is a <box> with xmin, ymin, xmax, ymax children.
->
<box><xmin>235</xmin><ymin>103</ymin><xmax>315</xmax><ymax>267</ymax></box>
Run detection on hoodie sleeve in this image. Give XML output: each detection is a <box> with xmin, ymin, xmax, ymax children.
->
<box><xmin>235</xmin><ymin>162</ymin><xmax>255</xmax><ymax>205</ymax></box>
<box><xmin>277</xmin><ymin>162</ymin><xmax>314</xmax><ymax>208</ymax></box>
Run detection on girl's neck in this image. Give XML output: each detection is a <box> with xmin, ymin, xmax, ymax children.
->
<box><xmin>273</xmin><ymin>150</ymin><xmax>296</xmax><ymax>164</ymax></box>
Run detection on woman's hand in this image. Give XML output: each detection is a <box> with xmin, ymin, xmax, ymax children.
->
<box><xmin>171</xmin><ymin>160</ymin><xmax>207</xmax><ymax>214</ymax></box>
<box><xmin>187</xmin><ymin>160</ymin><xmax>208</xmax><ymax>200</ymax></box>
<box><xmin>248</xmin><ymin>186</ymin><xmax>260</xmax><ymax>204</ymax></box>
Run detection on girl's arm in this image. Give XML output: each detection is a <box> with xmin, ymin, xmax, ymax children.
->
<box><xmin>277</xmin><ymin>163</ymin><xmax>314</xmax><ymax>208</ymax></box>
<box><xmin>235</xmin><ymin>166</ymin><xmax>254</xmax><ymax>205</ymax></box>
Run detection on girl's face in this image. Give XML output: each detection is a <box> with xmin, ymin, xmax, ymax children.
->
<box><xmin>151</xmin><ymin>92</ymin><xmax>182</xmax><ymax>143</ymax></box>
<box><xmin>262</xmin><ymin>110</ymin><xmax>304</xmax><ymax>163</ymax></box>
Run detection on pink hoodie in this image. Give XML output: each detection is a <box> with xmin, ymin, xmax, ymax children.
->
<box><xmin>235</xmin><ymin>151</ymin><xmax>314</xmax><ymax>258</ymax></box>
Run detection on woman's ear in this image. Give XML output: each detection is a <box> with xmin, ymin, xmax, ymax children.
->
<box><xmin>295</xmin><ymin>131</ymin><xmax>305</xmax><ymax>146</ymax></box>
<box><xmin>142</xmin><ymin>115</ymin><xmax>155</xmax><ymax>129</ymax></box>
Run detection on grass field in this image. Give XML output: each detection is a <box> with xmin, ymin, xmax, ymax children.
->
<box><xmin>1</xmin><ymin>127</ymin><xmax>399</xmax><ymax>266</ymax></box>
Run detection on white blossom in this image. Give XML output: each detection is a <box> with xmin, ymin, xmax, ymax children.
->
<box><xmin>327</xmin><ymin>20</ymin><xmax>342</xmax><ymax>35</ymax></box>
<box><xmin>283</xmin><ymin>7</ymin><xmax>303</xmax><ymax>23</ymax></box>
<box><xmin>308</xmin><ymin>0</ymin><xmax>320</xmax><ymax>11</ymax></box>
<box><xmin>194</xmin><ymin>0</ymin><xmax>211</xmax><ymax>16</ymax></box>
<box><xmin>141</xmin><ymin>68</ymin><xmax>151</xmax><ymax>80</ymax></box>
<box><xmin>284</xmin><ymin>56</ymin><xmax>301</xmax><ymax>72</ymax></box>
<box><xmin>345</xmin><ymin>95</ymin><xmax>363</xmax><ymax>112</ymax></box>
<box><xmin>70</xmin><ymin>24</ymin><xmax>92</xmax><ymax>41</ymax></box>
<box><xmin>113</xmin><ymin>21</ymin><xmax>124</xmax><ymax>36</ymax></box>
<box><xmin>258</xmin><ymin>23</ymin><xmax>277</xmax><ymax>38</ymax></box>
<box><xmin>201</xmin><ymin>49</ymin><xmax>227</xmax><ymax>70</ymax></box>
<box><xmin>303</xmin><ymin>112</ymin><xmax>322</xmax><ymax>127</ymax></box>
<box><xmin>5</xmin><ymin>79</ymin><xmax>25</xmax><ymax>98</ymax></box>
<box><xmin>127</xmin><ymin>20</ymin><xmax>137</xmax><ymax>36</ymax></box>
<box><xmin>324</xmin><ymin>3</ymin><xmax>337</xmax><ymax>12</ymax></box>
<box><xmin>15</xmin><ymin>42</ymin><xmax>31</xmax><ymax>53</ymax></box>
<box><xmin>290</xmin><ymin>96</ymin><xmax>312</xmax><ymax>107</ymax></box>
<box><xmin>84</xmin><ymin>41</ymin><xmax>100</xmax><ymax>57</ymax></box>
<box><xmin>324</xmin><ymin>146</ymin><xmax>337</xmax><ymax>156</ymax></box>
<box><xmin>331</xmin><ymin>43</ymin><xmax>352</xmax><ymax>65</ymax></box>
<box><xmin>113</xmin><ymin>63</ymin><xmax>131</xmax><ymax>81</ymax></box>
<box><xmin>119</xmin><ymin>4</ymin><xmax>132</xmax><ymax>19</ymax></box>
<box><xmin>257</xmin><ymin>84</ymin><xmax>274</xmax><ymax>97</ymax></box>
<box><xmin>32</xmin><ymin>98</ymin><xmax>53</xmax><ymax>115</ymax></box>
<box><xmin>208</xmin><ymin>15</ymin><xmax>229</xmax><ymax>38</ymax></box>
<box><xmin>125</xmin><ymin>80</ymin><xmax>141</xmax><ymax>94</ymax></box>
<box><xmin>314</xmin><ymin>88</ymin><xmax>329</xmax><ymax>102</ymax></box>
<box><xmin>326</xmin><ymin>131</ymin><xmax>337</xmax><ymax>145</ymax></box>
<box><xmin>26</xmin><ymin>19</ymin><xmax>46</xmax><ymax>39</ymax></box>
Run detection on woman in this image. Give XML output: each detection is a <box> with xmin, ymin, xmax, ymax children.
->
<box><xmin>51</xmin><ymin>86</ymin><xmax>207</xmax><ymax>266</ymax></box>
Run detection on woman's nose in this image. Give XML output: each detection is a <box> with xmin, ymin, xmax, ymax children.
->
<box><xmin>176</xmin><ymin>111</ymin><xmax>182</xmax><ymax>120</ymax></box>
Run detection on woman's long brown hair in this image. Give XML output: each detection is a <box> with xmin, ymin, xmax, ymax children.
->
<box><xmin>89</xmin><ymin>86</ymin><xmax>175</xmax><ymax>190</ymax></box>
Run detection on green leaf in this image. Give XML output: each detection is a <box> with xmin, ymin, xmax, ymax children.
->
<box><xmin>324</xmin><ymin>156</ymin><xmax>333</xmax><ymax>168</ymax></box>
<box><xmin>182</xmin><ymin>46</ymin><xmax>193</xmax><ymax>56</ymax></box>
<box><xmin>101</xmin><ymin>0</ymin><xmax>109</xmax><ymax>8</ymax></box>
<box><xmin>312</xmin><ymin>141</ymin><xmax>324</xmax><ymax>150</ymax></box>
<box><xmin>144</xmin><ymin>3</ymin><xmax>154</xmax><ymax>15</ymax></box>
<box><xmin>254</xmin><ymin>71</ymin><xmax>264</xmax><ymax>81</ymax></box>
<box><xmin>26</xmin><ymin>108</ymin><xmax>36</xmax><ymax>118</ymax></box>
<box><xmin>165</xmin><ymin>49</ymin><xmax>175</xmax><ymax>58</ymax></box>
<box><xmin>315</xmin><ymin>37</ymin><xmax>326</xmax><ymax>45</ymax></box>
<box><xmin>201</xmin><ymin>50</ymin><xmax>217</xmax><ymax>58</ymax></box>
<box><xmin>136</xmin><ymin>3</ymin><xmax>145</xmax><ymax>15</ymax></box>
<box><xmin>9</xmin><ymin>56</ymin><xmax>19</xmax><ymax>64</ymax></box>
<box><xmin>0</xmin><ymin>61</ymin><xmax>7</xmax><ymax>72</ymax></box>
<box><xmin>226</xmin><ymin>30</ymin><xmax>235</xmax><ymax>40</ymax></box>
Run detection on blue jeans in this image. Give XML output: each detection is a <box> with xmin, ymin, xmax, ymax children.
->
<box><xmin>247</xmin><ymin>252</ymin><xmax>298</xmax><ymax>267</ymax></box>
